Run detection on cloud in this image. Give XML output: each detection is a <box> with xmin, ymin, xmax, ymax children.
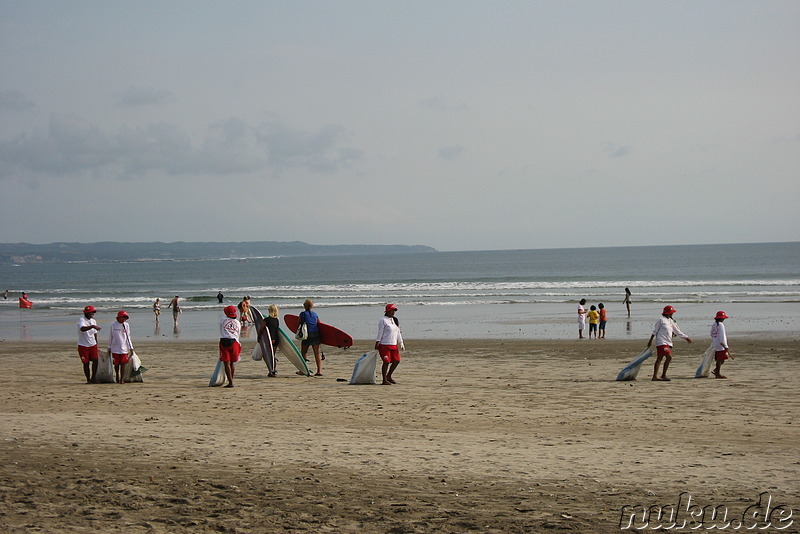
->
<box><xmin>604</xmin><ymin>143</ymin><xmax>632</xmax><ymax>158</ymax></box>
<box><xmin>0</xmin><ymin>90</ymin><xmax>35</xmax><ymax>111</ymax></box>
<box><xmin>0</xmin><ymin>115</ymin><xmax>362</xmax><ymax>180</ymax></box>
<box><xmin>116</xmin><ymin>86</ymin><xmax>174</xmax><ymax>107</ymax></box>
<box><xmin>438</xmin><ymin>144</ymin><xmax>464</xmax><ymax>160</ymax></box>
<box><xmin>254</xmin><ymin>121</ymin><xmax>363</xmax><ymax>174</ymax></box>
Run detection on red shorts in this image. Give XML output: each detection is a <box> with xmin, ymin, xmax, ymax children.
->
<box><xmin>112</xmin><ymin>352</ymin><xmax>130</xmax><ymax>366</ymax></box>
<box><xmin>656</xmin><ymin>345</ymin><xmax>672</xmax><ymax>358</ymax></box>
<box><xmin>78</xmin><ymin>345</ymin><xmax>98</xmax><ymax>363</ymax></box>
<box><xmin>378</xmin><ymin>344</ymin><xmax>401</xmax><ymax>363</ymax></box>
<box><xmin>715</xmin><ymin>349</ymin><xmax>730</xmax><ymax>361</ymax></box>
<box><xmin>219</xmin><ymin>340</ymin><xmax>242</xmax><ymax>363</ymax></box>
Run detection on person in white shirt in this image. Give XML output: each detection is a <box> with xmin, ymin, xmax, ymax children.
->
<box><xmin>219</xmin><ymin>305</ymin><xmax>242</xmax><ymax>387</ymax></box>
<box><xmin>375</xmin><ymin>304</ymin><xmax>404</xmax><ymax>385</ymax></box>
<box><xmin>647</xmin><ymin>305</ymin><xmax>692</xmax><ymax>381</ymax></box>
<box><xmin>710</xmin><ymin>311</ymin><xmax>732</xmax><ymax>379</ymax></box>
<box><xmin>577</xmin><ymin>299</ymin><xmax>587</xmax><ymax>339</ymax></box>
<box><xmin>77</xmin><ymin>305</ymin><xmax>101</xmax><ymax>383</ymax></box>
<box><xmin>108</xmin><ymin>310</ymin><xmax>134</xmax><ymax>384</ymax></box>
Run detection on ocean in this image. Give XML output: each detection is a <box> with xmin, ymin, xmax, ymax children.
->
<box><xmin>1</xmin><ymin>242</ymin><xmax>798</xmax><ymax>343</ymax></box>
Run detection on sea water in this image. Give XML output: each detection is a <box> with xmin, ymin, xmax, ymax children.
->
<box><xmin>1</xmin><ymin>242</ymin><xmax>798</xmax><ymax>342</ymax></box>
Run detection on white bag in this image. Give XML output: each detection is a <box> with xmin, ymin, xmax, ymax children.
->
<box><xmin>95</xmin><ymin>350</ymin><xmax>116</xmax><ymax>383</ymax></box>
<box><xmin>295</xmin><ymin>322</ymin><xmax>308</xmax><ymax>341</ymax></box>
<box><xmin>350</xmin><ymin>350</ymin><xmax>379</xmax><ymax>385</ymax></box>
<box><xmin>251</xmin><ymin>343</ymin><xmax>263</xmax><ymax>361</ymax></box>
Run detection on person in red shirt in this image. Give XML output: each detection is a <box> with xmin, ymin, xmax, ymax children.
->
<box><xmin>598</xmin><ymin>303</ymin><xmax>607</xmax><ymax>339</ymax></box>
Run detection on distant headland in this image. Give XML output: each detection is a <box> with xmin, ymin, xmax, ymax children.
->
<box><xmin>0</xmin><ymin>241</ymin><xmax>437</xmax><ymax>264</ymax></box>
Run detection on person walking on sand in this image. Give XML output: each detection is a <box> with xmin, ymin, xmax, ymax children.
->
<box><xmin>108</xmin><ymin>310</ymin><xmax>134</xmax><ymax>384</ymax></box>
<box><xmin>623</xmin><ymin>288</ymin><xmax>632</xmax><ymax>317</ymax></box>
<box><xmin>577</xmin><ymin>299</ymin><xmax>587</xmax><ymax>339</ymax></box>
<box><xmin>376</xmin><ymin>303</ymin><xmax>404</xmax><ymax>385</ymax></box>
<box><xmin>647</xmin><ymin>305</ymin><xmax>692</xmax><ymax>381</ymax></box>
<box><xmin>168</xmin><ymin>295</ymin><xmax>181</xmax><ymax>326</ymax></box>
<box><xmin>598</xmin><ymin>303</ymin><xmax>607</xmax><ymax>339</ymax></box>
<box><xmin>219</xmin><ymin>305</ymin><xmax>241</xmax><ymax>387</ymax></box>
<box><xmin>77</xmin><ymin>305</ymin><xmax>101</xmax><ymax>383</ymax></box>
<box><xmin>298</xmin><ymin>299</ymin><xmax>323</xmax><ymax>376</ymax></box>
<box><xmin>256</xmin><ymin>304</ymin><xmax>281</xmax><ymax>377</ymax></box>
<box><xmin>710</xmin><ymin>311</ymin><xmax>733</xmax><ymax>379</ymax></box>
<box><xmin>153</xmin><ymin>298</ymin><xmax>161</xmax><ymax>323</ymax></box>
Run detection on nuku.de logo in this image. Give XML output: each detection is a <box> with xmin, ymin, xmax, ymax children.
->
<box><xmin>619</xmin><ymin>491</ymin><xmax>794</xmax><ymax>530</ymax></box>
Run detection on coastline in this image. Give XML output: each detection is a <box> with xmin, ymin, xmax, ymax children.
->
<box><xmin>2</xmin><ymin>301</ymin><xmax>799</xmax><ymax>343</ymax></box>
<box><xmin>1</xmin><ymin>338</ymin><xmax>797</xmax><ymax>532</ymax></box>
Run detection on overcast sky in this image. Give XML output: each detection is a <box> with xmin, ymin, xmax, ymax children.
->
<box><xmin>1</xmin><ymin>1</ymin><xmax>798</xmax><ymax>251</ymax></box>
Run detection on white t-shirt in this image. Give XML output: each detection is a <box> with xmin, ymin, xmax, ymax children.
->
<box><xmin>77</xmin><ymin>316</ymin><xmax>98</xmax><ymax>347</ymax></box>
<box><xmin>108</xmin><ymin>321</ymin><xmax>133</xmax><ymax>353</ymax></box>
<box><xmin>220</xmin><ymin>316</ymin><xmax>241</xmax><ymax>341</ymax></box>
<box><xmin>651</xmin><ymin>316</ymin><xmax>688</xmax><ymax>347</ymax></box>
<box><xmin>376</xmin><ymin>316</ymin><xmax>403</xmax><ymax>346</ymax></box>
<box><xmin>577</xmin><ymin>304</ymin><xmax>586</xmax><ymax>326</ymax></box>
<box><xmin>710</xmin><ymin>322</ymin><xmax>728</xmax><ymax>351</ymax></box>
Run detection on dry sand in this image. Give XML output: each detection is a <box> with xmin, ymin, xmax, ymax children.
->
<box><xmin>0</xmin><ymin>339</ymin><xmax>797</xmax><ymax>533</ymax></box>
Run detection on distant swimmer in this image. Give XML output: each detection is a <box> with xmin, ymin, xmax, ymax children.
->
<box><xmin>217</xmin><ymin>291</ymin><xmax>224</xmax><ymax>303</ymax></box>
<box><xmin>168</xmin><ymin>295</ymin><xmax>181</xmax><ymax>326</ymax></box>
<box><xmin>623</xmin><ymin>288</ymin><xmax>632</xmax><ymax>317</ymax></box>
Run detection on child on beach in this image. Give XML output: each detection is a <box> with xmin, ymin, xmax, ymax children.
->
<box><xmin>598</xmin><ymin>303</ymin><xmax>607</xmax><ymax>339</ymax></box>
<box><xmin>219</xmin><ymin>305</ymin><xmax>241</xmax><ymax>387</ymax></box>
<box><xmin>587</xmin><ymin>305</ymin><xmax>599</xmax><ymax>339</ymax></box>
<box><xmin>108</xmin><ymin>310</ymin><xmax>134</xmax><ymax>384</ymax></box>
<box><xmin>647</xmin><ymin>305</ymin><xmax>692</xmax><ymax>381</ymax></box>
<box><xmin>710</xmin><ymin>311</ymin><xmax>733</xmax><ymax>378</ymax></box>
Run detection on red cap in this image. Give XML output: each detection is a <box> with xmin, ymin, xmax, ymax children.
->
<box><xmin>224</xmin><ymin>305</ymin><xmax>238</xmax><ymax>318</ymax></box>
<box><xmin>715</xmin><ymin>311</ymin><xmax>728</xmax><ymax>320</ymax></box>
<box><xmin>83</xmin><ymin>305</ymin><xmax>96</xmax><ymax>314</ymax></box>
<box><xmin>385</xmin><ymin>303</ymin><xmax>398</xmax><ymax>312</ymax></box>
<box><xmin>662</xmin><ymin>305</ymin><xmax>677</xmax><ymax>315</ymax></box>
<box><xmin>116</xmin><ymin>310</ymin><xmax>129</xmax><ymax>318</ymax></box>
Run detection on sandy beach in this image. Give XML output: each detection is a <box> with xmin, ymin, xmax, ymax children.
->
<box><xmin>1</xmin><ymin>338</ymin><xmax>797</xmax><ymax>533</ymax></box>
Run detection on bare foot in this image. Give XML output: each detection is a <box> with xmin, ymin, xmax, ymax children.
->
<box><xmin>224</xmin><ymin>383</ymin><xmax>234</xmax><ymax>388</ymax></box>
<box><xmin>387</xmin><ymin>378</ymin><xmax>396</xmax><ymax>384</ymax></box>
<box><xmin>382</xmin><ymin>381</ymin><xmax>392</xmax><ymax>385</ymax></box>
<box><xmin>660</xmin><ymin>377</ymin><xmax>671</xmax><ymax>381</ymax></box>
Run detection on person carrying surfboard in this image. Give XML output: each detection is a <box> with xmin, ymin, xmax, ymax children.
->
<box><xmin>298</xmin><ymin>299</ymin><xmax>323</xmax><ymax>376</ymax></box>
<box><xmin>710</xmin><ymin>311</ymin><xmax>733</xmax><ymax>379</ymax></box>
<box><xmin>375</xmin><ymin>303</ymin><xmax>404</xmax><ymax>385</ymax></box>
<box><xmin>647</xmin><ymin>305</ymin><xmax>692</xmax><ymax>381</ymax></box>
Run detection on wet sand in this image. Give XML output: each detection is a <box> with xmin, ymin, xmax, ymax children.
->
<box><xmin>0</xmin><ymin>339</ymin><xmax>797</xmax><ymax>533</ymax></box>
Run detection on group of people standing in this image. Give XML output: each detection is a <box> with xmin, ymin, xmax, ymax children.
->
<box><xmin>577</xmin><ymin>299</ymin><xmax>608</xmax><ymax>339</ymax></box>
<box><xmin>77</xmin><ymin>306</ymin><xmax>136</xmax><ymax>384</ymax></box>
<box><xmin>646</xmin><ymin>305</ymin><xmax>732</xmax><ymax>381</ymax></box>
<box><xmin>152</xmin><ymin>295</ymin><xmax>181</xmax><ymax>326</ymax></box>
<box><xmin>216</xmin><ymin>299</ymin><xmax>405</xmax><ymax>388</ymax></box>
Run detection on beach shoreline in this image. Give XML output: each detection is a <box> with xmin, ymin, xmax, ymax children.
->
<box><xmin>2</xmin><ymin>301</ymin><xmax>799</xmax><ymax>343</ymax></box>
<box><xmin>1</xmin><ymin>338</ymin><xmax>797</xmax><ymax>532</ymax></box>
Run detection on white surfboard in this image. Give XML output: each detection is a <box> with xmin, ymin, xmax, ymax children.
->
<box><xmin>350</xmin><ymin>351</ymin><xmax>379</xmax><ymax>384</ymax></box>
<box><xmin>250</xmin><ymin>306</ymin><xmax>276</xmax><ymax>374</ymax></box>
<box><xmin>95</xmin><ymin>350</ymin><xmax>116</xmax><ymax>383</ymax></box>
<box><xmin>694</xmin><ymin>344</ymin><xmax>716</xmax><ymax>378</ymax></box>
<box><xmin>616</xmin><ymin>347</ymin><xmax>653</xmax><ymax>381</ymax></box>
<box><xmin>277</xmin><ymin>326</ymin><xmax>310</xmax><ymax>376</ymax></box>
<box><xmin>209</xmin><ymin>360</ymin><xmax>226</xmax><ymax>386</ymax></box>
